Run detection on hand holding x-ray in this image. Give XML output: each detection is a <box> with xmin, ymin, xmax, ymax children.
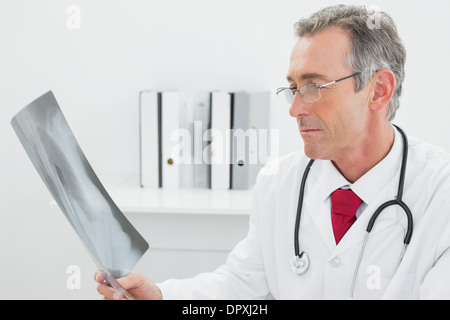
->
<box><xmin>11</xmin><ymin>91</ymin><xmax>149</xmax><ymax>299</ymax></box>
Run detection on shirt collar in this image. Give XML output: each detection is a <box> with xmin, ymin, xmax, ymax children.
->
<box><xmin>310</xmin><ymin>125</ymin><xmax>403</xmax><ymax>205</ymax></box>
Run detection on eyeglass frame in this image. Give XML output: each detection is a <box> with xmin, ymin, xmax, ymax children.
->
<box><xmin>276</xmin><ymin>72</ymin><xmax>362</xmax><ymax>104</ymax></box>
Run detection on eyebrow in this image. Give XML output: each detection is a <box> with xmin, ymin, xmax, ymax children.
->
<box><xmin>286</xmin><ymin>73</ymin><xmax>328</xmax><ymax>83</ymax></box>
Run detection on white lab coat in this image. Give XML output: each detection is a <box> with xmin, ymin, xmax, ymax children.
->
<box><xmin>158</xmin><ymin>127</ymin><xmax>450</xmax><ymax>299</ymax></box>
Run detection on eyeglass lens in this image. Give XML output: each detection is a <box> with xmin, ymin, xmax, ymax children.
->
<box><xmin>282</xmin><ymin>84</ymin><xmax>321</xmax><ymax>104</ymax></box>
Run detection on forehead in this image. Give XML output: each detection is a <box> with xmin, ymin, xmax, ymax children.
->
<box><xmin>288</xmin><ymin>27</ymin><xmax>352</xmax><ymax>82</ymax></box>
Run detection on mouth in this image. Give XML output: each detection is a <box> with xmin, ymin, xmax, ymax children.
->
<box><xmin>300</xmin><ymin>128</ymin><xmax>322</xmax><ymax>134</ymax></box>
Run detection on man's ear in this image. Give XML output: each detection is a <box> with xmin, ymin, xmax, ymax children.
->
<box><xmin>367</xmin><ymin>69</ymin><xmax>396</xmax><ymax>113</ymax></box>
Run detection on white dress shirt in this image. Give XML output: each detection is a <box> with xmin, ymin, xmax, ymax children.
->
<box><xmin>158</xmin><ymin>125</ymin><xmax>450</xmax><ymax>299</ymax></box>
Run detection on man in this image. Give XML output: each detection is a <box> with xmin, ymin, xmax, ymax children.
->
<box><xmin>96</xmin><ymin>5</ymin><xmax>450</xmax><ymax>299</ymax></box>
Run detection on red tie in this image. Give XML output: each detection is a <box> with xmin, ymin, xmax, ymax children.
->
<box><xmin>331</xmin><ymin>189</ymin><xmax>362</xmax><ymax>244</ymax></box>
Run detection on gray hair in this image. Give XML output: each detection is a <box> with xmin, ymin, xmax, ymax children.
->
<box><xmin>294</xmin><ymin>5</ymin><xmax>406</xmax><ymax>120</ymax></box>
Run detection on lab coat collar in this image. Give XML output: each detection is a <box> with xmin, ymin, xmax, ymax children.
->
<box><xmin>312</xmin><ymin>125</ymin><xmax>402</xmax><ymax>206</ymax></box>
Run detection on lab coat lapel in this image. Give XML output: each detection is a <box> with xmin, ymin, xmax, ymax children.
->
<box><xmin>306</xmin><ymin>160</ymin><xmax>345</xmax><ymax>252</ymax></box>
<box><xmin>304</xmin><ymin>194</ymin><xmax>336</xmax><ymax>252</ymax></box>
<box><xmin>305</xmin><ymin>175</ymin><xmax>402</xmax><ymax>258</ymax></box>
<box><xmin>330</xmin><ymin>188</ymin><xmax>399</xmax><ymax>258</ymax></box>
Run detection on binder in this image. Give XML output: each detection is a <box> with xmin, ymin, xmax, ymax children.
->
<box><xmin>231</xmin><ymin>91</ymin><xmax>270</xmax><ymax>189</ymax></box>
<box><xmin>160</xmin><ymin>91</ymin><xmax>180</xmax><ymax>188</ymax></box>
<box><xmin>139</xmin><ymin>90</ymin><xmax>159</xmax><ymax>188</ymax></box>
<box><xmin>247</xmin><ymin>91</ymin><xmax>271</xmax><ymax>185</ymax></box>
<box><xmin>191</xmin><ymin>91</ymin><xmax>211</xmax><ymax>189</ymax></box>
<box><xmin>210</xmin><ymin>91</ymin><xmax>232</xmax><ymax>190</ymax></box>
<box><xmin>178</xmin><ymin>91</ymin><xmax>211</xmax><ymax>188</ymax></box>
<box><xmin>178</xmin><ymin>91</ymin><xmax>195</xmax><ymax>188</ymax></box>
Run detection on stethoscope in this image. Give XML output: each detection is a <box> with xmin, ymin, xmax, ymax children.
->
<box><xmin>290</xmin><ymin>125</ymin><xmax>413</xmax><ymax>299</ymax></box>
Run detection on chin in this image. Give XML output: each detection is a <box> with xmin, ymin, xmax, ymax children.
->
<box><xmin>303</xmin><ymin>146</ymin><xmax>320</xmax><ymax>160</ymax></box>
<box><xmin>303</xmin><ymin>144</ymin><xmax>329</xmax><ymax>160</ymax></box>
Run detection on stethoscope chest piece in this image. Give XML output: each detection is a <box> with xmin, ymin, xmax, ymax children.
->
<box><xmin>291</xmin><ymin>252</ymin><xmax>310</xmax><ymax>275</ymax></box>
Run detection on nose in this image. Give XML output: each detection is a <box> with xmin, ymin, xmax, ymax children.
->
<box><xmin>289</xmin><ymin>91</ymin><xmax>311</xmax><ymax>118</ymax></box>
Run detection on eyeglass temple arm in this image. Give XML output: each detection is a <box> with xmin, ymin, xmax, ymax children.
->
<box><xmin>277</xmin><ymin>72</ymin><xmax>362</xmax><ymax>92</ymax></box>
<box><xmin>276</xmin><ymin>87</ymin><xmax>289</xmax><ymax>94</ymax></box>
<box><xmin>319</xmin><ymin>72</ymin><xmax>362</xmax><ymax>88</ymax></box>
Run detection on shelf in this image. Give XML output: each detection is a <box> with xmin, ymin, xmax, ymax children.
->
<box><xmin>104</xmin><ymin>174</ymin><xmax>253</xmax><ymax>216</ymax></box>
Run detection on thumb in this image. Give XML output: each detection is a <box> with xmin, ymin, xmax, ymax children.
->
<box><xmin>117</xmin><ymin>272</ymin><xmax>146</xmax><ymax>289</ymax></box>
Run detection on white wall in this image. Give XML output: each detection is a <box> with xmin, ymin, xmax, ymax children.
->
<box><xmin>1</xmin><ymin>0</ymin><xmax>449</xmax><ymax>299</ymax></box>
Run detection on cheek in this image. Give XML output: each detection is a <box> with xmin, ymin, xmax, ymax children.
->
<box><xmin>312</xmin><ymin>100</ymin><xmax>341</xmax><ymax>135</ymax></box>
<box><xmin>326</xmin><ymin>90</ymin><xmax>364</xmax><ymax>119</ymax></box>
<box><xmin>314</xmin><ymin>99</ymin><xmax>360</xmax><ymax>144</ymax></box>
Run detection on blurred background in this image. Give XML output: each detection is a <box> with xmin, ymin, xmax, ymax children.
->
<box><xmin>1</xmin><ymin>0</ymin><xmax>449</xmax><ymax>299</ymax></box>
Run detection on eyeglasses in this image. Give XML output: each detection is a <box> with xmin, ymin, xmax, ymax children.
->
<box><xmin>276</xmin><ymin>72</ymin><xmax>361</xmax><ymax>104</ymax></box>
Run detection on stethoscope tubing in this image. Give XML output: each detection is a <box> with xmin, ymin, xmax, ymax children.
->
<box><xmin>293</xmin><ymin>158</ymin><xmax>314</xmax><ymax>258</ymax></box>
<box><xmin>365</xmin><ymin>124</ymin><xmax>413</xmax><ymax>245</ymax></box>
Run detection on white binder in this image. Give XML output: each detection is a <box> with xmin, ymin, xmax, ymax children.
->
<box><xmin>210</xmin><ymin>91</ymin><xmax>231</xmax><ymax>190</ymax></box>
<box><xmin>161</xmin><ymin>91</ymin><xmax>180</xmax><ymax>188</ymax></box>
<box><xmin>139</xmin><ymin>90</ymin><xmax>159</xmax><ymax>188</ymax></box>
<box><xmin>178</xmin><ymin>91</ymin><xmax>195</xmax><ymax>188</ymax></box>
<box><xmin>191</xmin><ymin>91</ymin><xmax>211</xmax><ymax>189</ymax></box>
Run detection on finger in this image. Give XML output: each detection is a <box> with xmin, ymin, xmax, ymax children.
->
<box><xmin>116</xmin><ymin>272</ymin><xmax>144</xmax><ymax>289</ymax></box>
<box><xmin>94</xmin><ymin>270</ymin><xmax>104</xmax><ymax>284</ymax></box>
<box><xmin>97</xmin><ymin>282</ymin><xmax>123</xmax><ymax>300</ymax></box>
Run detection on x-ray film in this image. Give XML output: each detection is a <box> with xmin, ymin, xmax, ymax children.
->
<box><xmin>11</xmin><ymin>91</ymin><xmax>149</xmax><ymax>284</ymax></box>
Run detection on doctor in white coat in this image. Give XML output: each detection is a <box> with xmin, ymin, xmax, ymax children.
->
<box><xmin>96</xmin><ymin>5</ymin><xmax>450</xmax><ymax>300</ymax></box>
